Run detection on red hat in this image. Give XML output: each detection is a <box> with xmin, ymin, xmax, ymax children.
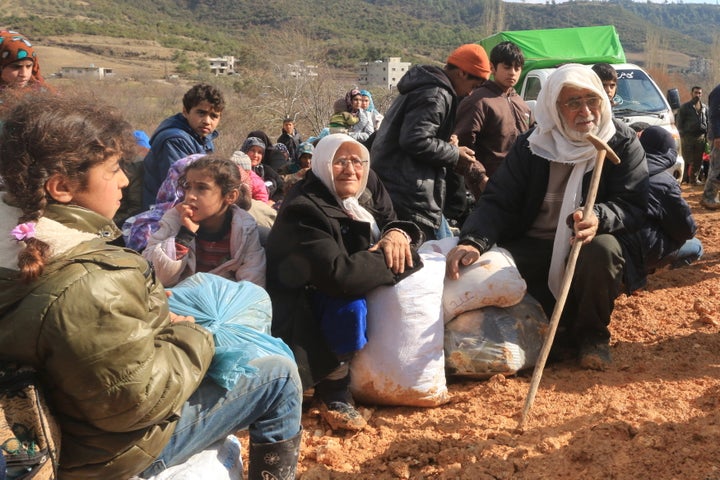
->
<box><xmin>446</xmin><ymin>44</ymin><xmax>491</xmax><ymax>80</ymax></box>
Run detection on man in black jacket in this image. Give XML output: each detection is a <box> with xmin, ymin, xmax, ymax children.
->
<box><xmin>676</xmin><ymin>86</ymin><xmax>708</xmax><ymax>185</ymax></box>
<box><xmin>371</xmin><ymin>44</ymin><xmax>490</xmax><ymax>240</ymax></box>
<box><xmin>447</xmin><ymin>64</ymin><xmax>649</xmax><ymax>371</ymax></box>
<box><xmin>277</xmin><ymin>117</ymin><xmax>302</xmax><ymax>162</ymax></box>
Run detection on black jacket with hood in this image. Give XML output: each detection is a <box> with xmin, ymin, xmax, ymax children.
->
<box><xmin>370</xmin><ymin>65</ymin><xmax>461</xmax><ymax>231</ymax></box>
<box><xmin>618</xmin><ymin>126</ymin><xmax>697</xmax><ymax>291</ymax></box>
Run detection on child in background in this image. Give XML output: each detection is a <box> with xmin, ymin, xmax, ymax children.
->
<box><xmin>360</xmin><ymin>89</ymin><xmax>384</xmax><ymax>130</ymax></box>
<box><xmin>241</xmin><ymin>136</ymin><xmax>285</xmax><ymax>203</ymax></box>
<box><xmin>144</xmin><ymin>155</ymin><xmax>266</xmax><ymax>288</ymax></box>
<box><xmin>231</xmin><ymin>149</ymin><xmax>271</xmax><ymax>203</ymax></box>
<box><xmin>282</xmin><ymin>142</ymin><xmax>314</xmax><ymax>193</ymax></box>
<box><xmin>297</xmin><ymin>142</ymin><xmax>314</xmax><ymax>170</ymax></box>
<box><xmin>591</xmin><ymin>63</ymin><xmax>619</xmax><ymax>107</ymax></box>
<box><xmin>0</xmin><ymin>93</ymin><xmax>302</xmax><ymax>480</ymax></box>
<box><xmin>328</xmin><ymin>97</ymin><xmax>360</xmax><ymax>133</ymax></box>
<box><xmin>0</xmin><ymin>30</ymin><xmax>50</xmax><ymax>92</ymax></box>
<box><xmin>142</xmin><ymin>83</ymin><xmax>224</xmax><ymax>209</ymax></box>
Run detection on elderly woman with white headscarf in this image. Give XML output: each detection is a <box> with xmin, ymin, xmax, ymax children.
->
<box><xmin>447</xmin><ymin>63</ymin><xmax>648</xmax><ymax>371</ymax></box>
<box><xmin>266</xmin><ymin>134</ymin><xmax>424</xmax><ymax>432</ymax></box>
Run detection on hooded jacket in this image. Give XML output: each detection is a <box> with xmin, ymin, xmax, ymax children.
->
<box><xmin>370</xmin><ymin>65</ymin><xmax>461</xmax><ymax>231</ymax></box>
<box><xmin>618</xmin><ymin>126</ymin><xmax>697</xmax><ymax>291</ymax></box>
<box><xmin>142</xmin><ymin>113</ymin><xmax>219</xmax><ymax>209</ymax></box>
<box><xmin>0</xmin><ymin>200</ymin><xmax>214</xmax><ymax>479</ymax></box>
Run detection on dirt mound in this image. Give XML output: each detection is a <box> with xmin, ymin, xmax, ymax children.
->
<box><xmin>241</xmin><ymin>185</ymin><xmax>720</xmax><ymax>479</ymax></box>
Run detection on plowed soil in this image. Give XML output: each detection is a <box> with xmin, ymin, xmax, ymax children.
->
<box><xmin>243</xmin><ymin>184</ymin><xmax>720</xmax><ymax>480</ymax></box>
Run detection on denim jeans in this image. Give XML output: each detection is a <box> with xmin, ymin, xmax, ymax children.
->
<box><xmin>140</xmin><ymin>354</ymin><xmax>302</xmax><ymax>477</ymax></box>
<box><xmin>702</xmin><ymin>146</ymin><xmax>720</xmax><ymax>201</ymax></box>
<box><xmin>660</xmin><ymin>237</ymin><xmax>704</xmax><ymax>269</ymax></box>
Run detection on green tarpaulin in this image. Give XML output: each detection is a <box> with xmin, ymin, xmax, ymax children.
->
<box><xmin>478</xmin><ymin>25</ymin><xmax>626</xmax><ymax>86</ymax></box>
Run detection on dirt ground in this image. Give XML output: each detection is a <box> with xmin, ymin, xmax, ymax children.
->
<box><xmin>239</xmin><ymin>184</ymin><xmax>720</xmax><ymax>480</ymax></box>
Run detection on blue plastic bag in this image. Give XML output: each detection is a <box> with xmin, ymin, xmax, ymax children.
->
<box><xmin>168</xmin><ymin>273</ymin><xmax>294</xmax><ymax>390</ymax></box>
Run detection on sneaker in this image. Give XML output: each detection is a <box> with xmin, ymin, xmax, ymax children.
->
<box><xmin>318</xmin><ymin>400</ymin><xmax>367</xmax><ymax>431</ymax></box>
<box><xmin>700</xmin><ymin>198</ymin><xmax>720</xmax><ymax>210</ymax></box>
<box><xmin>578</xmin><ymin>342</ymin><xmax>612</xmax><ymax>371</ymax></box>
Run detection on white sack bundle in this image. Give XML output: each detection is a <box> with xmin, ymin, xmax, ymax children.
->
<box><xmin>350</xmin><ymin>251</ymin><xmax>449</xmax><ymax>407</ymax></box>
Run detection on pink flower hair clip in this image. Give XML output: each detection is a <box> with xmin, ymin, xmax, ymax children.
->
<box><xmin>11</xmin><ymin>222</ymin><xmax>36</xmax><ymax>242</ymax></box>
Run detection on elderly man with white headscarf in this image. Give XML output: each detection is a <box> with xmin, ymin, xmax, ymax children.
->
<box><xmin>446</xmin><ymin>64</ymin><xmax>648</xmax><ymax>370</ymax></box>
<box><xmin>265</xmin><ymin>133</ymin><xmax>424</xmax><ymax>432</ymax></box>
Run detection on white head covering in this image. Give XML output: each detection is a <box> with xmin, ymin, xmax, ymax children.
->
<box><xmin>311</xmin><ymin>133</ymin><xmax>380</xmax><ymax>240</ymax></box>
<box><xmin>527</xmin><ymin>63</ymin><xmax>616</xmax><ymax>299</ymax></box>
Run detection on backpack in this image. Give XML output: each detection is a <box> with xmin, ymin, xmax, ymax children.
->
<box><xmin>0</xmin><ymin>365</ymin><xmax>60</xmax><ymax>479</ymax></box>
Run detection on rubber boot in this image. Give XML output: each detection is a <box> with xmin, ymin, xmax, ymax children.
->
<box><xmin>248</xmin><ymin>429</ymin><xmax>302</xmax><ymax>480</ymax></box>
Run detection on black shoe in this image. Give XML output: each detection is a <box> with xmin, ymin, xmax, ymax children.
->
<box><xmin>578</xmin><ymin>342</ymin><xmax>612</xmax><ymax>371</ymax></box>
<box><xmin>318</xmin><ymin>400</ymin><xmax>368</xmax><ymax>431</ymax></box>
<box><xmin>700</xmin><ymin>198</ymin><xmax>720</xmax><ymax>210</ymax></box>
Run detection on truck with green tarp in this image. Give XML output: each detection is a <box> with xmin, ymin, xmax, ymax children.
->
<box><xmin>478</xmin><ymin>25</ymin><xmax>625</xmax><ymax>89</ymax></box>
<box><xmin>478</xmin><ymin>25</ymin><xmax>684</xmax><ymax>181</ymax></box>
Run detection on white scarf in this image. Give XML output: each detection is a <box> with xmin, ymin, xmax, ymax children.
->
<box><xmin>527</xmin><ymin>64</ymin><xmax>616</xmax><ymax>299</ymax></box>
<box><xmin>311</xmin><ymin>133</ymin><xmax>381</xmax><ymax>241</ymax></box>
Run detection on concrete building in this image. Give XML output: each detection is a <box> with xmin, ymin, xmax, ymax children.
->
<box><xmin>358</xmin><ymin>57</ymin><xmax>411</xmax><ymax>89</ymax></box>
<box><xmin>287</xmin><ymin>60</ymin><xmax>318</xmax><ymax>78</ymax></box>
<box><xmin>208</xmin><ymin>56</ymin><xmax>236</xmax><ymax>76</ymax></box>
<box><xmin>59</xmin><ymin>65</ymin><xmax>113</xmax><ymax>79</ymax></box>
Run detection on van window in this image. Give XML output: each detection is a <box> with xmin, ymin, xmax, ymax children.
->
<box><xmin>614</xmin><ymin>69</ymin><xmax>667</xmax><ymax>114</ymax></box>
<box><xmin>524</xmin><ymin>76</ymin><xmax>542</xmax><ymax>102</ymax></box>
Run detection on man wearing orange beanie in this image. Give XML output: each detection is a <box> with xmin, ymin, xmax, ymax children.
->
<box><xmin>371</xmin><ymin>43</ymin><xmax>490</xmax><ymax>240</ymax></box>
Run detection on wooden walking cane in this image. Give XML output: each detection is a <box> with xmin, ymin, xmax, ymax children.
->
<box><xmin>517</xmin><ymin>133</ymin><xmax>621</xmax><ymax>431</ymax></box>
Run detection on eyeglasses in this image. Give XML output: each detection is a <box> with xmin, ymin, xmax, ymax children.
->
<box><xmin>332</xmin><ymin>157</ymin><xmax>368</xmax><ymax>169</ymax></box>
<box><xmin>559</xmin><ymin>96</ymin><xmax>603</xmax><ymax>111</ymax></box>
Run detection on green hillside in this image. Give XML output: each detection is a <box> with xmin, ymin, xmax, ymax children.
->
<box><xmin>3</xmin><ymin>0</ymin><xmax>719</xmax><ymax>70</ymax></box>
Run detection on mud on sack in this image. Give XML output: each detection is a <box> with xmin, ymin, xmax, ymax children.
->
<box><xmin>349</xmin><ymin>251</ymin><xmax>449</xmax><ymax>407</ymax></box>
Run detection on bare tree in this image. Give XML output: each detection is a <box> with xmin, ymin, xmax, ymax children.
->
<box><xmin>250</xmin><ymin>25</ymin><xmax>353</xmax><ymax>137</ymax></box>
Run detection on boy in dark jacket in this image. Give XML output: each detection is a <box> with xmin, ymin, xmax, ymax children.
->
<box><xmin>370</xmin><ymin>44</ymin><xmax>490</xmax><ymax>240</ymax></box>
<box><xmin>142</xmin><ymin>83</ymin><xmax>224</xmax><ymax>209</ymax></box>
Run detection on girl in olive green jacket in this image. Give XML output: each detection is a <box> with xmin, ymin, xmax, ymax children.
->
<box><xmin>0</xmin><ymin>93</ymin><xmax>302</xmax><ymax>480</ymax></box>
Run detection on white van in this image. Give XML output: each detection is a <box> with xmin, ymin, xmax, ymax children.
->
<box><xmin>520</xmin><ymin>63</ymin><xmax>684</xmax><ymax>181</ymax></box>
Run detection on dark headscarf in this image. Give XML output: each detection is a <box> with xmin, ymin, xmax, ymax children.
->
<box><xmin>639</xmin><ymin>125</ymin><xmax>678</xmax><ymax>175</ymax></box>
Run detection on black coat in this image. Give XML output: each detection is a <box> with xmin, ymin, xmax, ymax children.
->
<box><xmin>370</xmin><ymin>65</ymin><xmax>461</xmax><ymax>231</ymax></box>
<box><xmin>266</xmin><ymin>170</ymin><xmax>423</xmax><ymax>389</ymax></box>
<box><xmin>618</xmin><ymin>126</ymin><xmax>697</xmax><ymax>291</ymax></box>
<box><xmin>461</xmin><ymin>120</ymin><xmax>649</xmax><ymax>291</ymax></box>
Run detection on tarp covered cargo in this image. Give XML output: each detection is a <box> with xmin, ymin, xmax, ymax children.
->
<box><xmin>478</xmin><ymin>25</ymin><xmax>626</xmax><ymax>86</ymax></box>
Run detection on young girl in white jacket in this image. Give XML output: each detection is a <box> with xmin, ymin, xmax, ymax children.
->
<box><xmin>144</xmin><ymin>155</ymin><xmax>266</xmax><ymax>287</ymax></box>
